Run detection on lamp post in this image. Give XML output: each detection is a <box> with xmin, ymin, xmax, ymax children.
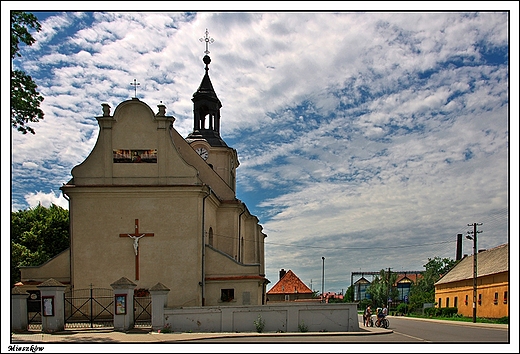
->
<box><xmin>321</xmin><ymin>257</ymin><xmax>325</xmax><ymax>303</ymax></box>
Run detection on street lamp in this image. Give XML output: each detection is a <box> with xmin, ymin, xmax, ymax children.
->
<box><xmin>321</xmin><ymin>257</ymin><xmax>325</xmax><ymax>303</ymax></box>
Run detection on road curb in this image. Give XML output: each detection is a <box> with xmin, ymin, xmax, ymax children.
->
<box><xmin>10</xmin><ymin>324</ymin><xmax>393</xmax><ymax>343</ymax></box>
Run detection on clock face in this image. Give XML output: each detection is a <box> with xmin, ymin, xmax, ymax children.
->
<box><xmin>195</xmin><ymin>147</ymin><xmax>209</xmax><ymax>160</ymax></box>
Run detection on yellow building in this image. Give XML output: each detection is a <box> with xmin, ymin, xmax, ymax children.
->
<box><xmin>20</xmin><ymin>50</ymin><xmax>268</xmax><ymax>308</ymax></box>
<box><xmin>434</xmin><ymin>243</ymin><xmax>508</xmax><ymax>319</ymax></box>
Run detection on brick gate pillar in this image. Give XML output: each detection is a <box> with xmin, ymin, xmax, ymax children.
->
<box><xmin>111</xmin><ymin>277</ymin><xmax>137</xmax><ymax>332</ymax></box>
<box><xmin>37</xmin><ymin>278</ymin><xmax>67</xmax><ymax>333</ymax></box>
<box><xmin>11</xmin><ymin>287</ymin><xmax>29</xmax><ymax>332</ymax></box>
<box><xmin>150</xmin><ymin>282</ymin><xmax>170</xmax><ymax>331</ymax></box>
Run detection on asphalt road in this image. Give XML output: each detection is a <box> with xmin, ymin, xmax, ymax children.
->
<box><xmin>185</xmin><ymin>315</ymin><xmax>509</xmax><ymax>344</ymax></box>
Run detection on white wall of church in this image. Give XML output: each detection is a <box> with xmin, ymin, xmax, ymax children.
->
<box><xmin>67</xmin><ymin>187</ymin><xmax>205</xmax><ymax>307</ymax></box>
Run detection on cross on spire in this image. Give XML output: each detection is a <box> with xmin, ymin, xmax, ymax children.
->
<box><xmin>199</xmin><ymin>28</ymin><xmax>214</xmax><ymax>54</ymax></box>
<box><xmin>130</xmin><ymin>79</ymin><xmax>140</xmax><ymax>98</ymax></box>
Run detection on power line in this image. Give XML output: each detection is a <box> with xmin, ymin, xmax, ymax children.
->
<box><xmin>265</xmin><ymin>239</ymin><xmax>454</xmax><ymax>250</ymax></box>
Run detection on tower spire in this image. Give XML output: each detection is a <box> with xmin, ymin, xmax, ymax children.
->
<box><xmin>186</xmin><ymin>29</ymin><xmax>227</xmax><ymax>147</ymax></box>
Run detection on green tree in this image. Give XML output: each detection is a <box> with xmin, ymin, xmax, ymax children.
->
<box><xmin>344</xmin><ymin>284</ymin><xmax>354</xmax><ymax>302</ymax></box>
<box><xmin>366</xmin><ymin>269</ymin><xmax>399</xmax><ymax>307</ymax></box>
<box><xmin>11</xmin><ymin>203</ymin><xmax>69</xmax><ymax>286</ymax></box>
<box><xmin>11</xmin><ymin>11</ymin><xmax>44</xmax><ymax>134</ymax></box>
<box><xmin>408</xmin><ymin>256</ymin><xmax>457</xmax><ymax>312</ymax></box>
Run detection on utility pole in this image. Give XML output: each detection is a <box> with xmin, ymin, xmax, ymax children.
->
<box><xmin>387</xmin><ymin>267</ymin><xmax>392</xmax><ymax>310</ymax></box>
<box><xmin>321</xmin><ymin>257</ymin><xmax>325</xmax><ymax>303</ymax></box>
<box><xmin>466</xmin><ymin>222</ymin><xmax>482</xmax><ymax>323</ymax></box>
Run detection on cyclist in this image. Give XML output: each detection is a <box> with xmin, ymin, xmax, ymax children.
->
<box><xmin>376</xmin><ymin>304</ymin><xmax>388</xmax><ymax>327</ymax></box>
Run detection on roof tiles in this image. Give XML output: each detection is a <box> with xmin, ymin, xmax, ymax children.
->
<box><xmin>267</xmin><ymin>270</ymin><xmax>313</xmax><ymax>295</ymax></box>
<box><xmin>435</xmin><ymin>243</ymin><xmax>508</xmax><ymax>285</ymax></box>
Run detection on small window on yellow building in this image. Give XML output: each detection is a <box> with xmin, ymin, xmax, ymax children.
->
<box><xmin>454</xmin><ymin>296</ymin><xmax>458</xmax><ymax>308</ymax></box>
<box><xmin>446</xmin><ymin>297</ymin><xmax>450</xmax><ymax>307</ymax></box>
<box><xmin>478</xmin><ymin>293</ymin><xmax>482</xmax><ymax>305</ymax></box>
<box><xmin>494</xmin><ymin>292</ymin><xmax>498</xmax><ymax>305</ymax></box>
<box><xmin>465</xmin><ymin>294</ymin><xmax>468</xmax><ymax>306</ymax></box>
<box><xmin>438</xmin><ymin>298</ymin><xmax>442</xmax><ymax>308</ymax></box>
<box><xmin>504</xmin><ymin>291</ymin><xmax>508</xmax><ymax>304</ymax></box>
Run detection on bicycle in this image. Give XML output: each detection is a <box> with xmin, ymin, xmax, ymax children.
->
<box><xmin>375</xmin><ymin>315</ymin><xmax>389</xmax><ymax>329</ymax></box>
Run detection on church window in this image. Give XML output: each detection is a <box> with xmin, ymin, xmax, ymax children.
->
<box><xmin>221</xmin><ymin>289</ymin><xmax>234</xmax><ymax>302</ymax></box>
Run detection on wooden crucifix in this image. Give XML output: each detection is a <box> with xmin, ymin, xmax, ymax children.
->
<box><xmin>119</xmin><ymin>219</ymin><xmax>154</xmax><ymax>280</ymax></box>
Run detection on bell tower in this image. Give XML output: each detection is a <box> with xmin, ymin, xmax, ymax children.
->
<box><xmin>186</xmin><ymin>29</ymin><xmax>239</xmax><ymax>192</ymax></box>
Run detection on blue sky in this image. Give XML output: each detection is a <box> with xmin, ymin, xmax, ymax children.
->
<box><xmin>3</xmin><ymin>4</ymin><xmax>518</xmax><ymax>301</ymax></box>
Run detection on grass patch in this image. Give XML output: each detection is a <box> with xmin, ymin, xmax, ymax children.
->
<box><xmin>405</xmin><ymin>313</ymin><xmax>507</xmax><ymax>324</ymax></box>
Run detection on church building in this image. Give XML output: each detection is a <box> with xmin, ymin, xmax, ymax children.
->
<box><xmin>20</xmin><ymin>37</ymin><xmax>269</xmax><ymax>308</ymax></box>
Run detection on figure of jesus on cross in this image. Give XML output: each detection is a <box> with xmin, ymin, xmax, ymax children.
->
<box><xmin>120</xmin><ymin>219</ymin><xmax>154</xmax><ymax>280</ymax></box>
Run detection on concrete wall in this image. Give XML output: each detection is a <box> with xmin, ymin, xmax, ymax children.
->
<box><xmin>163</xmin><ymin>303</ymin><xmax>359</xmax><ymax>333</ymax></box>
<box><xmin>21</xmin><ymin>249</ymin><xmax>70</xmax><ymax>285</ymax></box>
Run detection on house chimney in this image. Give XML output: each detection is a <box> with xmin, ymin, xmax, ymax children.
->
<box><xmin>279</xmin><ymin>269</ymin><xmax>286</xmax><ymax>280</ymax></box>
<box><xmin>456</xmin><ymin>234</ymin><xmax>463</xmax><ymax>260</ymax></box>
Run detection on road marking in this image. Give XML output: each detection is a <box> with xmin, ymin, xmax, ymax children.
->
<box><xmin>392</xmin><ymin>330</ymin><xmax>432</xmax><ymax>342</ymax></box>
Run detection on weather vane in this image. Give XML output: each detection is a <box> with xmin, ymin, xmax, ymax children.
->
<box><xmin>130</xmin><ymin>78</ymin><xmax>140</xmax><ymax>98</ymax></box>
<box><xmin>199</xmin><ymin>28</ymin><xmax>214</xmax><ymax>54</ymax></box>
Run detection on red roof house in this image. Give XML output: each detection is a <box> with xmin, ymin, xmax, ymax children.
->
<box><xmin>266</xmin><ymin>269</ymin><xmax>316</xmax><ymax>302</ymax></box>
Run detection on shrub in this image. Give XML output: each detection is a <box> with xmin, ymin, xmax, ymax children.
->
<box><xmin>298</xmin><ymin>320</ymin><xmax>308</xmax><ymax>332</ymax></box>
<box><xmin>160</xmin><ymin>323</ymin><xmax>172</xmax><ymax>333</ymax></box>
<box><xmin>497</xmin><ymin>316</ymin><xmax>509</xmax><ymax>324</ymax></box>
<box><xmin>424</xmin><ymin>307</ymin><xmax>458</xmax><ymax>318</ymax></box>
<box><xmin>396</xmin><ymin>303</ymin><xmax>408</xmax><ymax>315</ymax></box>
<box><xmin>253</xmin><ymin>315</ymin><xmax>265</xmax><ymax>333</ymax></box>
<box><xmin>440</xmin><ymin>307</ymin><xmax>458</xmax><ymax>317</ymax></box>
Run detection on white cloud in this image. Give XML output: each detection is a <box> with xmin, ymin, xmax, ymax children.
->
<box><xmin>23</xmin><ymin>190</ymin><xmax>69</xmax><ymax>210</ymax></box>
<box><xmin>6</xmin><ymin>10</ymin><xmax>515</xmax><ymax>293</ymax></box>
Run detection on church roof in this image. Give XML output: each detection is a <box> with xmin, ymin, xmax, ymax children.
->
<box><xmin>435</xmin><ymin>243</ymin><xmax>508</xmax><ymax>285</ymax></box>
<box><xmin>192</xmin><ymin>55</ymin><xmax>221</xmax><ymax>105</ymax></box>
<box><xmin>267</xmin><ymin>270</ymin><xmax>313</xmax><ymax>295</ymax></box>
<box><xmin>186</xmin><ymin>129</ymin><xmax>228</xmax><ymax>147</ymax></box>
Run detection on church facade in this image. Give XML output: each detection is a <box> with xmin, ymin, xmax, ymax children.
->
<box><xmin>20</xmin><ymin>49</ymin><xmax>269</xmax><ymax>308</ymax></box>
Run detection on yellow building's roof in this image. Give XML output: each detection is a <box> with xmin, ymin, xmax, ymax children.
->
<box><xmin>435</xmin><ymin>243</ymin><xmax>508</xmax><ymax>285</ymax></box>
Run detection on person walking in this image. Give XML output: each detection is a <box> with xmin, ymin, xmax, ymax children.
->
<box><xmin>364</xmin><ymin>305</ymin><xmax>372</xmax><ymax>326</ymax></box>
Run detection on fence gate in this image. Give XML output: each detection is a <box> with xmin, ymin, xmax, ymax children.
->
<box><xmin>64</xmin><ymin>286</ymin><xmax>113</xmax><ymax>328</ymax></box>
<box><xmin>134</xmin><ymin>295</ymin><xmax>152</xmax><ymax>327</ymax></box>
<box><xmin>27</xmin><ymin>290</ymin><xmax>42</xmax><ymax>331</ymax></box>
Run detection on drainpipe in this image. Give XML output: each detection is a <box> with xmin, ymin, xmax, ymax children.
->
<box><xmin>238</xmin><ymin>207</ymin><xmax>246</xmax><ymax>263</ymax></box>
<box><xmin>62</xmin><ymin>191</ymin><xmax>73</xmax><ymax>290</ymax></box>
<box><xmin>201</xmin><ymin>186</ymin><xmax>211</xmax><ymax>306</ymax></box>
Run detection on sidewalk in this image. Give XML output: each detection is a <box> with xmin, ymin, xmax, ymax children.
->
<box><xmin>10</xmin><ymin>322</ymin><xmax>391</xmax><ymax>344</ymax></box>
<box><xmin>10</xmin><ymin>316</ymin><xmax>508</xmax><ymax>344</ymax></box>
